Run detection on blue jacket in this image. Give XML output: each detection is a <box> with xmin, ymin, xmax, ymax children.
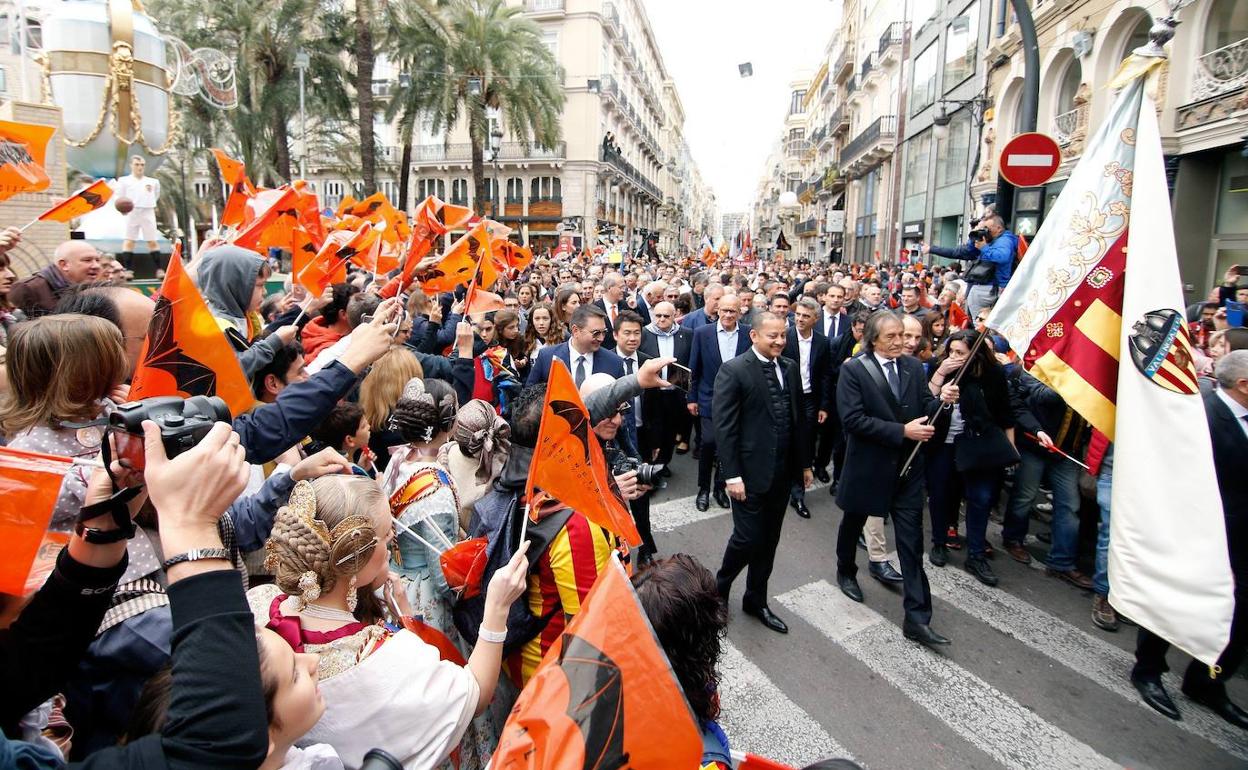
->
<box><xmin>234</xmin><ymin>360</ymin><xmax>358</xmax><ymax>464</ymax></box>
<box><xmin>688</xmin><ymin>322</ymin><xmax>752</xmax><ymax>417</ymax></box>
<box><xmin>525</xmin><ymin>342</ymin><xmax>625</xmax><ymax>385</ymax></box>
<box><xmin>930</xmin><ymin>232</ymin><xmax>1017</xmax><ymax>287</ymax></box>
<box><xmin>680</xmin><ymin>307</ymin><xmax>716</xmax><ymax>331</ymax></box>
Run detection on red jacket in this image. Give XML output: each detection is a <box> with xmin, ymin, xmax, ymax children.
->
<box><xmin>300</xmin><ymin>317</ymin><xmax>345</xmax><ymax>360</ymax></box>
<box><xmin>1085</xmin><ymin>429</ymin><xmax>1111</xmax><ymax>476</ymax></box>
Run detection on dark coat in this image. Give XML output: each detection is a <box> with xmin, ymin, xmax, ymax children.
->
<box><xmin>233</xmin><ymin>360</ymin><xmax>358</xmax><ymax>465</ymax></box>
<box><xmin>836</xmin><ymin>352</ymin><xmax>939</xmax><ymax>515</ymax></box>
<box><xmin>712</xmin><ymin>351</ymin><xmax>808</xmax><ymax>492</ymax></box>
<box><xmin>687</xmin><ymin>322</ymin><xmax>751</xmax><ymax>417</ymax></box>
<box><xmin>638</xmin><ymin>326</ymin><xmax>693</xmax><ymax>390</ymax></box>
<box><xmin>928</xmin><ymin>361</ymin><xmax>1014</xmax><ymax>445</ymax></box>
<box><xmin>526</xmin><ymin>341</ymin><xmax>624</xmax><ymax>385</ymax></box>
<box><xmin>781</xmin><ymin>327</ymin><xmax>835</xmax><ymax>412</ymax></box>
<box><xmin>1009</xmin><ymin>373</ymin><xmax>1091</xmax><ymax>457</ymax></box>
<box><xmin>1204</xmin><ymin>389</ymin><xmax>1248</xmax><ymax>580</ymax></box>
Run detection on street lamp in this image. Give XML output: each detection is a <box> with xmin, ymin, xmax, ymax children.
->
<box><xmin>295</xmin><ymin>50</ymin><xmax>310</xmax><ymax>178</ymax></box>
<box><xmin>931</xmin><ymin>95</ymin><xmax>990</xmax><ymax>141</ymax></box>
<box><xmin>489</xmin><ymin>124</ymin><xmax>503</xmax><ymax>216</ymax></box>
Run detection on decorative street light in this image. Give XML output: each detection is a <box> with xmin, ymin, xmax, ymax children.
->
<box><xmin>489</xmin><ymin>124</ymin><xmax>504</xmax><ymax>217</ymax></box>
<box><xmin>295</xmin><ymin>50</ymin><xmax>310</xmax><ymax>178</ymax></box>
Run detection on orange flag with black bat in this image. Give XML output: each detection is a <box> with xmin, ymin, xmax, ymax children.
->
<box><xmin>292</xmin><ymin>180</ymin><xmax>326</xmax><ymax>249</ymax></box>
<box><xmin>211</xmin><ymin>148</ymin><xmax>253</xmax><ymax>229</ymax></box>
<box><xmin>0</xmin><ymin>446</ymin><xmax>74</xmax><ymax>595</ymax></box>
<box><xmin>493</xmin><ymin>238</ymin><xmax>534</xmax><ymax>274</ymax></box>
<box><xmin>403</xmin><ymin>195</ymin><xmax>472</xmax><ymax>289</ymax></box>
<box><xmin>0</xmin><ymin>120</ymin><xmax>55</xmax><ymax>201</ymax></box>
<box><xmin>525</xmin><ymin>358</ymin><xmax>642</xmax><ymax>546</ymax></box>
<box><xmin>421</xmin><ymin>221</ymin><xmax>495</xmax><ymax>294</ymax></box>
<box><xmin>36</xmin><ymin>179</ymin><xmax>113</xmax><ymax>223</ymax></box>
<box><xmin>129</xmin><ymin>244</ymin><xmax>254</xmax><ymax>417</ymax></box>
<box><xmin>344</xmin><ymin>192</ymin><xmax>410</xmax><ymax>245</ymax></box>
<box><xmin>233</xmin><ymin>186</ymin><xmax>299</xmax><ymax>252</ymax></box>
<box><xmin>491</xmin><ymin>555</ymin><xmax>702</xmax><ymax>769</ymax></box>
<box><xmin>291</xmin><ymin>226</ymin><xmax>346</xmax><ymax>295</ymax></box>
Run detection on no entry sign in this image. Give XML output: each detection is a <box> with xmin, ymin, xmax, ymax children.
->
<box><xmin>999</xmin><ymin>132</ymin><xmax>1061</xmax><ymax>188</ymax></box>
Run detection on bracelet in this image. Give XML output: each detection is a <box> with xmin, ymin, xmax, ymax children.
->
<box><xmin>478</xmin><ymin>624</ymin><xmax>507</xmax><ymax>644</ymax></box>
<box><xmin>161</xmin><ymin>548</ymin><xmax>231</xmax><ymax>571</ymax></box>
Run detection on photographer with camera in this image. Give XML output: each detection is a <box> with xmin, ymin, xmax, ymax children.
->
<box><xmin>921</xmin><ymin>213</ymin><xmax>1018</xmax><ymax>319</ymax></box>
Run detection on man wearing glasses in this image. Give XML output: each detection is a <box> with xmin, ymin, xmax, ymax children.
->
<box><xmin>639</xmin><ymin>301</ymin><xmax>693</xmax><ymax>467</ymax></box>
<box><xmin>526</xmin><ymin>303</ymin><xmax>624</xmax><ymax>386</ymax></box>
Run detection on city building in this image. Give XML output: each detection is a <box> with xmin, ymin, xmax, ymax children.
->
<box><xmin>978</xmin><ymin>0</ymin><xmax>1247</xmax><ymax>303</ymax></box>
<box><xmin>720</xmin><ymin>210</ymin><xmax>746</xmax><ymax>244</ymax></box>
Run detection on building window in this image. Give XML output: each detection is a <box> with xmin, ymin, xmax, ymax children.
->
<box><xmin>943</xmin><ymin>1</ymin><xmax>979</xmax><ymax>92</ymax></box>
<box><xmin>911</xmin><ymin>0</ymin><xmax>938</xmax><ymax>32</ymax></box>
<box><xmin>322</xmin><ymin>180</ymin><xmax>346</xmax><ymax>210</ymax></box>
<box><xmin>530</xmin><ymin>176</ymin><xmax>561</xmax><ymax>201</ymax></box>
<box><xmin>484</xmin><ymin>178</ymin><xmax>498</xmax><ymax>207</ymax></box>
<box><xmin>377</xmin><ymin>180</ymin><xmax>398</xmax><ymax>202</ymax></box>
<box><xmin>0</xmin><ymin>66</ymin><xmax>7</xmax><ymax>95</ymax></box>
<box><xmin>1056</xmin><ymin>57</ymin><xmax>1082</xmax><ymax>114</ymax></box>
<box><xmin>543</xmin><ymin>31</ymin><xmax>559</xmax><ymax>58</ymax></box>
<box><xmin>193</xmin><ymin>182</ymin><xmax>211</xmax><ymax>200</ymax></box>
<box><xmin>789</xmin><ymin>89</ymin><xmax>807</xmax><ymax>115</ymax></box>
<box><xmin>855</xmin><ymin>170</ymin><xmax>878</xmax><ymax>263</ymax></box>
<box><xmin>910</xmin><ymin>44</ymin><xmax>937</xmax><ymax>115</ymax></box>
<box><xmin>506</xmin><ymin>177</ymin><xmax>523</xmax><ymax>203</ymax></box>
<box><xmin>451</xmin><ymin>178</ymin><xmax>469</xmax><ymax>205</ymax></box>
<box><xmin>934</xmin><ymin>111</ymin><xmax>972</xmax><ymax>188</ymax></box>
<box><xmin>416</xmin><ymin>178</ymin><xmax>445</xmax><ymax>201</ymax></box>
<box><xmin>903</xmin><ymin>130</ymin><xmax>932</xmax><ymax>222</ymax></box>
<box><xmin>1203</xmin><ymin>0</ymin><xmax>1248</xmax><ymax>53</ymax></box>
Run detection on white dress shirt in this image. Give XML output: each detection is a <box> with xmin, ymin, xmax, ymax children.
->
<box><xmin>822</xmin><ymin>310</ymin><xmax>845</xmax><ymax>339</ymax></box>
<box><xmin>796</xmin><ymin>331</ymin><xmax>814</xmax><ymax>394</ymax></box>
<box><xmin>726</xmin><ymin>349</ymin><xmax>786</xmax><ymax>487</ymax></box>
<box><xmin>621</xmin><ymin>352</ymin><xmax>642</xmax><ymax>425</ymax></box>
<box><xmin>568</xmin><ymin>344</ymin><xmax>595</xmax><ymax>378</ymax></box>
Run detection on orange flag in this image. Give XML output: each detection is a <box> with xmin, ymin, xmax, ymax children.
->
<box><xmin>211</xmin><ymin>148</ymin><xmax>253</xmax><ymax>229</ymax></box>
<box><xmin>292</xmin><ymin>179</ymin><xmax>326</xmax><ymax>249</ymax></box>
<box><xmin>422</xmin><ymin>221</ymin><xmax>494</xmax><ymax>295</ymax></box>
<box><xmin>344</xmin><ymin>192</ymin><xmax>410</xmax><ymax>245</ymax></box>
<box><xmin>233</xmin><ymin>186</ymin><xmax>299</xmax><ymax>252</ymax></box>
<box><xmin>493</xmin><ymin>239</ymin><xmax>534</xmax><ymax>274</ymax></box>
<box><xmin>491</xmin><ymin>555</ymin><xmax>702</xmax><ymax>769</ymax></box>
<box><xmin>526</xmin><ymin>358</ymin><xmax>642</xmax><ymax>546</ymax></box>
<box><xmin>35</xmin><ymin>179</ymin><xmax>113</xmax><ymax>224</ymax></box>
<box><xmin>403</xmin><ymin>195</ymin><xmax>473</xmax><ymax>288</ymax></box>
<box><xmin>0</xmin><ymin>446</ymin><xmax>73</xmax><ymax>595</ymax></box>
<box><xmin>129</xmin><ymin>245</ymin><xmax>255</xmax><ymax>417</ymax></box>
<box><xmin>0</xmin><ymin>120</ymin><xmax>55</xmax><ymax>201</ymax></box>
<box><xmin>292</xmin><ymin>226</ymin><xmax>345</xmax><ymax>294</ymax></box>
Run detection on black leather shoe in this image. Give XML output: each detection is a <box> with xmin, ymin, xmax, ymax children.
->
<box><xmin>791</xmin><ymin>499</ymin><xmax>811</xmax><ymax>519</ymax></box>
<box><xmin>1183</xmin><ymin>685</ymin><xmax>1248</xmax><ymax>729</ymax></box>
<box><xmin>837</xmin><ymin>574</ymin><xmax>864</xmax><ymax>602</ymax></box>
<box><xmin>903</xmin><ymin>623</ymin><xmax>951</xmax><ymax>647</ymax></box>
<box><xmin>814</xmin><ymin>467</ymin><xmax>830</xmax><ymax>484</ymax></box>
<box><xmin>1133</xmin><ymin>676</ymin><xmax>1180</xmax><ymax>720</ymax></box>
<box><xmin>965</xmin><ymin>556</ymin><xmax>1000</xmax><ymax>587</ymax></box>
<box><xmin>869</xmin><ymin>561</ymin><xmax>904</xmax><ymax>585</ymax></box>
<box><xmin>744</xmin><ymin>605</ymin><xmax>789</xmax><ymax>634</ymax></box>
<box><xmin>713</xmin><ymin>488</ymin><xmax>730</xmax><ymax>509</ymax></box>
<box><xmin>829</xmin><ymin>480</ymin><xmax>838</xmax><ymax>494</ymax></box>
<box><xmin>695</xmin><ymin>489</ymin><xmax>710</xmax><ymax>512</ymax></box>
<box><xmin>929</xmin><ymin>544</ymin><xmax>948</xmax><ymax>567</ymax></box>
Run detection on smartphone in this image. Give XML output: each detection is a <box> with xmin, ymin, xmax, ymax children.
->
<box><xmin>1234</xmin><ymin>265</ymin><xmax>1248</xmax><ymax>277</ymax></box>
<box><xmin>667</xmin><ymin>361</ymin><xmax>692</xmax><ymax>374</ymax></box>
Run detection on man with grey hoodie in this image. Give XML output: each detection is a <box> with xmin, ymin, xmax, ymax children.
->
<box><xmin>194</xmin><ymin>245</ymin><xmax>297</xmax><ymax>378</ymax></box>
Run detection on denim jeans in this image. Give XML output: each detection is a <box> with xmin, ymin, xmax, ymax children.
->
<box><xmin>963</xmin><ymin>470</ymin><xmax>1000</xmax><ymax>559</ymax></box>
<box><xmin>1093</xmin><ymin>449</ymin><xmax>1113</xmax><ymax>597</ymax></box>
<box><xmin>1002</xmin><ymin>449</ymin><xmax>1082</xmax><ymax>570</ymax></box>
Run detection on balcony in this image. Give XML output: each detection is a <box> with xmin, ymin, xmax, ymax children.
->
<box><xmin>829</xmin><ymin>104</ymin><xmax>849</xmax><ymax>136</ymax></box>
<box><xmin>860</xmin><ymin>53</ymin><xmax>874</xmax><ymax>80</ymax></box>
<box><xmin>600</xmin><ymin>73</ymin><xmax>618</xmax><ymax>99</ymax></box>
<box><xmin>819</xmin><ymin>165</ymin><xmax>842</xmax><ymax>196</ymax></box>
<box><xmin>840</xmin><ymin>115</ymin><xmax>897</xmax><ymax>172</ymax></box>
<box><xmin>600</xmin><ymin>146</ymin><xmax>662</xmax><ymax>201</ymax></box>
<box><xmin>525</xmin><ymin>0</ymin><xmax>564</xmax><ymax>15</ymax></box>
<box><xmin>407</xmin><ymin>141</ymin><xmax>566</xmax><ymax>164</ymax></box>
<box><xmin>1052</xmin><ymin>105</ymin><xmax>1087</xmax><ymax>147</ymax></box>
<box><xmin>833</xmin><ymin>46</ymin><xmax>854</xmax><ymax>83</ymax></box>
<box><xmin>1191</xmin><ymin>36</ymin><xmax>1248</xmax><ymax>103</ymax></box>
<box><xmin>796</xmin><ymin>218</ymin><xmax>818</xmax><ymax>236</ymax></box>
<box><xmin>878</xmin><ymin>22</ymin><xmax>905</xmax><ymax>64</ymax></box>
<box><xmin>602</xmin><ymin>1</ymin><xmax>620</xmax><ymax>36</ymax></box>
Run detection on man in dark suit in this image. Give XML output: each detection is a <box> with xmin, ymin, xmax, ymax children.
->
<box><xmin>714</xmin><ymin>312</ymin><xmax>813</xmax><ymax>634</ymax></box>
<box><xmin>688</xmin><ymin>293</ymin><xmax>751</xmax><ymax>512</ymax></box>
<box><xmin>526</xmin><ymin>304</ymin><xmax>624</xmax><ymax>385</ymax></box>
<box><xmin>813</xmin><ymin>284</ymin><xmax>850</xmax><ymax>483</ymax></box>
<box><xmin>782</xmin><ymin>297</ymin><xmax>833</xmax><ymax>519</ymax></box>
<box><xmin>1131</xmin><ymin>350</ymin><xmax>1248</xmax><ymax>729</ymax></box>
<box><xmin>835</xmin><ymin>310</ymin><xmax>959</xmax><ymax>647</ymax></box>
<box><xmin>639</xmin><ymin>300</ymin><xmax>693</xmax><ymax>466</ymax></box>
<box><xmin>819</xmin><ymin>283</ymin><xmax>851</xmax><ymax>342</ymax></box>
<box><xmin>593</xmin><ymin>273</ymin><xmax>628</xmax><ymax>350</ymax></box>
<box><xmin>818</xmin><ymin>310</ymin><xmax>869</xmax><ymax>490</ymax></box>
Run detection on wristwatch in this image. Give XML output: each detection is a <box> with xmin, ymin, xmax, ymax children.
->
<box><xmin>161</xmin><ymin>548</ymin><xmax>232</xmax><ymax>571</ymax></box>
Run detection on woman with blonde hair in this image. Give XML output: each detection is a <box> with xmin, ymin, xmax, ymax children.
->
<box><xmin>0</xmin><ymin>314</ymin><xmax>128</xmax><ymax>530</ymax></box>
<box><xmin>249</xmin><ymin>474</ymin><xmax>530</xmax><ymax>770</ymax></box>
<box><xmin>359</xmin><ymin>347</ymin><xmax>423</xmax><ymax>472</ymax></box>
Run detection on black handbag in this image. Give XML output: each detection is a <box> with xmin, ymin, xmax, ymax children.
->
<box><xmin>954</xmin><ymin>424</ymin><xmax>1020</xmax><ymax>472</ymax></box>
<box><xmin>965</xmin><ymin>259</ymin><xmax>997</xmax><ymax>285</ymax></box>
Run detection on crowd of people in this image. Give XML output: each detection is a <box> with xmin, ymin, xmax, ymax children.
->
<box><xmin>0</xmin><ymin>208</ymin><xmax>1244</xmax><ymax>770</ymax></box>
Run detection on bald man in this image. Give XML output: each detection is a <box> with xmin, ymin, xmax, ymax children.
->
<box><xmin>10</xmin><ymin>241</ymin><xmax>104</xmax><ymax>316</ymax></box>
<box><xmin>639</xmin><ymin>300</ymin><xmax>693</xmax><ymax>467</ymax></box>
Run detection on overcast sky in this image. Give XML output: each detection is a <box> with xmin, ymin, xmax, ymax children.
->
<box><xmin>643</xmin><ymin>0</ymin><xmax>842</xmax><ymax>215</ymax></box>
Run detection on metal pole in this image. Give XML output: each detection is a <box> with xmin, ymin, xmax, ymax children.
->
<box><xmin>995</xmin><ymin>0</ymin><xmax>1040</xmax><ymax>226</ymax></box>
<box><xmin>298</xmin><ymin>63</ymin><xmax>307</xmax><ymax>178</ymax></box>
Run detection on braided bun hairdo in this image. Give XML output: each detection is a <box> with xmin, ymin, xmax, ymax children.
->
<box><xmin>265</xmin><ymin>476</ymin><xmax>384</xmax><ymax>607</ymax></box>
<box><xmin>390</xmin><ymin>377</ymin><xmax>458</xmax><ymax>444</ymax></box>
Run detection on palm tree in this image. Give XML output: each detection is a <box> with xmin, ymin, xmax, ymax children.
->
<box><xmin>391</xmin><ymin>0</ymin><xmax>564</xmax><ymax>216</ymax></box>
<box><xmin>354</xmin><ymin>0</ymin><xmax>378</xmax><ymax>195</ymax></box>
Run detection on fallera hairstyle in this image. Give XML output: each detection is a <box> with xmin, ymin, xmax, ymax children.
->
<box><xmin>359</xmin><ymin>348</ymin><xmax>424</xmax><ymax>429</ymax></box>
<box><xmin>266</xmin><ymin>475</ymin><xmax>383</xmax><ymax>596</ymax></box>
<box><xmin>0</xmin><ymin>314</ymin><xmax>127</xmax><ymax>434</ymax></box>
<box><xmin>631</xmin><ymin>554</ymin><xmax>728</xmax><ymax>723</ymax></box>
<box><xmin>390</xmin><ymin>377</ymin><xmax>458</xmax><ymax>444</ymax></box>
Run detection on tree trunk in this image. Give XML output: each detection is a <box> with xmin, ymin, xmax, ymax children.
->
<box><xmin>471</xmin><ymin>134</ymin><xmax>485</xmax><ymax>216</ymax></box>
<box><xmin>398</xmin><ymin>141</ymin><xmax>413</xmax><ymax>213</ymax></box>
<box><xmin>355</xmin><ymin>0</ymin><xmax>377</xmax><ymax>195</ymax></box>
<box><xmin>272</xmin><ymin>104</ymin><xmax>293</xmax><ymax>182</ymax></box>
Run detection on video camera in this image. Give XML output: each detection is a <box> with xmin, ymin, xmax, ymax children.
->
<box><xmin>108</xmin><ymin>395</ymin><xmax>231</xmax><ymax>471</ymax></box>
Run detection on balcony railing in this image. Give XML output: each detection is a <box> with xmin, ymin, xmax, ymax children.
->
<box><xmin>879</xmin><ymin>22</ymin><xmax>905</xmax><ymax>58</ymax></box>
<box><xmin>600</xmin><ymin>146</ymin><xmax>662</xmax><ymax>200</ymax></box>
<box><xmin>846</xmin><ymin>75</ymin><xmax>857</xmax><ymax>95</ymax></box>
<box><xmin>407</xmin><ymin>141</ymin><xmax>567</xmax><ymax>163</ymax></box>
<box><xmin>602</xmin><ymin>1</ymin><xmax>620</xmax><ymax>35</ymax></box>
<box><xmin>860</xmin><ymin>53</ymin><xmax>874</xmax><ymax>79</ymax></box>
<box><xmin>1192</xmin><ymin>36</ymin><xmax>1248</xmax><ymax>102</ymax></box>
<box><xmin>526</xmin><ymin>0</ymin><xmax>564</xmax><ymax>12</ymax></box>
<box><xmin>841</xmin><ymin>115</ymin><xmax>897</xmax><ymax>165</ymax></box>
<box><xmin>830</xmin><ymin>104</ymin><xmax>849</xmax><ymax>135</ymax></box>
<box><xmin>796</xmin><ymin>218</ymin><xmax>818</xmax><ymax>236</ymax></box>
<box><xmin>1053</xmin><ymin>105</ymin><xmax>1087</xmax><ymax>147</ymax></box>
<box><xmin>833</xmin><ymin>46</ymin><xmax>854</xmax><ymax>82</ymax></box>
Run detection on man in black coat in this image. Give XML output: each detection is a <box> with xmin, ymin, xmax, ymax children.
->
<box><xmin>835</xmin><ymin>310</ymin><xmax>959</xmax><ymax>647</ymax></box>
<box><xmin>782</xmin><ymin>297</ymin><xmax>833</xmax><ymax>519</ymax></box>
<box><xmin>638</xmin><ymin>301</ymin><xmax>693</xmax><ymax>466</ymax></box>
<box><xmin>714</xmin><ymin>312</ymin><xmax>814</xmax><ymax>634</ymax></box>
<box><xmin>1131</xmin><ymin>350</ymin><xmax>1248</xmax><ymax>729</ymax></box>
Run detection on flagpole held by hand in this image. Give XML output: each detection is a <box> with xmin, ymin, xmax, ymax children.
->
<box><xmin>898</xmin><ymin>328</ymin><xmax>988</xmax><ymax>478</ymax></box>
<box><xmin>1023</xmin><ymin>432</ymin><xmax>1091</xmax><ymax>470</ymax></box>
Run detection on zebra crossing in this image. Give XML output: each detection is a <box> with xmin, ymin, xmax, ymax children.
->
<box><xmin>646</xmin><ymin>484</ymin><xmax>1245</xmax><ymax>769</ymax></box>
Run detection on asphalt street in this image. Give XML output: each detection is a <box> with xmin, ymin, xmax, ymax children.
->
<box><xmin>640</xmin><ymin>451</ymin><xmax>1247</xmax><ymax>770</ymax></box>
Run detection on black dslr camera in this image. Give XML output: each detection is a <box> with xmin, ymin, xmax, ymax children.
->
<box><xmin>612</xmin><ymin>454</ymin><xmax>666</xmax><ymax>487</ymax></box>
<box><xmin>968</xmin><ymin>227</ymin><xmax>990</xmax><ymax>242</ymax></box>
<box><xmin>108</xmin><ymin>395</ymin><xmax>231</xmax><ymax>471</ymax></box>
